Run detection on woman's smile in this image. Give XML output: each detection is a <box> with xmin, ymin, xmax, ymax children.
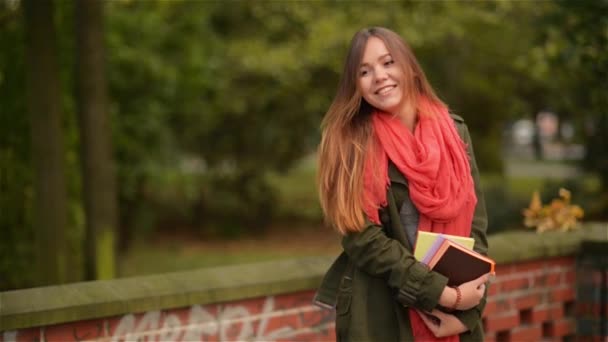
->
<box><xmin>375</xmin><ymin>84</ymin><xmax>397</xmax><ymax>95</ymax></box>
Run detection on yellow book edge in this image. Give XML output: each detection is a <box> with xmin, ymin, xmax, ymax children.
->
<box><xmin>414</xmin><ymin>231</ymin><xmax>475</xmax><ymax>261</ymax></box>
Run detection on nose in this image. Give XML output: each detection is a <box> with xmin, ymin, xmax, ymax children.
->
<box><xmin>374</xmin><ymin>66</ymin><xmax>388</xmax><ymax>83</ymax></box>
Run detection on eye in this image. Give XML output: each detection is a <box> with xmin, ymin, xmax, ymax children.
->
<box><xmin>384</xmin><ymin>60</ymin><xmax>395</xmax><ymax>66</ymax></box>
<box><xmin>359</xmin><ymin>69</ymin><xmax>368</xmax><ymax>77</ymax></box>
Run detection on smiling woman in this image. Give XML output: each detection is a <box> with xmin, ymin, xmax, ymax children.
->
<box><xmin>315</xmin><ymin>27</ymin><xmax>490</xmax><ymax>342</ymax></box>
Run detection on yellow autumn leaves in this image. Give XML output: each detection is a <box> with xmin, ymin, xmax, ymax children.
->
<box><xmin>522</xmin><ymin>188</ymin><xmax>584</xmax><ymax>233</ymax></box>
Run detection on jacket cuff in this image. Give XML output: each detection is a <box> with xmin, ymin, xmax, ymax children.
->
<box><xmin>396</xmin><ymin>262</ymin><xmax>449</xmax><ymax>312</ymax></box>
<box><xmin>454</xmin><ymin>295</ymin><xmax>487</xmax><ymax>331</ymax></box>
<box><xmin>454</xmin><ymin>308</ymin><xmax>480</xmax><ymax>332</ymax></box>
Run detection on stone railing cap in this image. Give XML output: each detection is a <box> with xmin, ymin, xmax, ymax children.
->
<box><xmin>1</xmin><ymin>222</ymin><xmax>606</xmax><ymax>331</ymax></box>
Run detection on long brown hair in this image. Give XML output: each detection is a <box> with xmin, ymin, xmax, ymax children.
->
<box><xmin>317</xmin><ymin>27</ymin><xmax>445</xmax><ymax>234</ymax></box>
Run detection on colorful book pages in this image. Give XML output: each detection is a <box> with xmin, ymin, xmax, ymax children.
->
<box><xmin>414</xmin><ymin>231</ymin><xmax>474</xmax><ymax>261</ymax></box>
<box><xmin>425</xmin><ymin>238</ymin><xmax>496</xmax><ymax>286</ymax></box>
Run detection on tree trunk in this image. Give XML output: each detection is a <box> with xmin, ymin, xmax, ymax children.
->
<box><xmin>75</xmin><ymin>0</ymin><xmax>117</xmax><ymax>280</ymax></box>
<box><xmin>23</xmin><ymin>0</ymin><xmax>69</xmax><ymax>286</ymax></box>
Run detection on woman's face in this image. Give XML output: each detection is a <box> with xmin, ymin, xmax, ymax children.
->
<box><xmin>357</xmin><ymin>37</ymin><xmax>407</xmax><ymax>115</ymax></box>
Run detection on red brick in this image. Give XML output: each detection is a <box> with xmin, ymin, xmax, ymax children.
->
<box><xmin>164</xmin><ymin>305</ymin><xmax>200</xmax><ymax>322</ymax></box>
<box><xmin>1</xmin><ymin>328</ymin><xmax>40</xmax><ymax>342</ymax></box>
<box><xmin>531</xmin><ymin>305</ymin><xmax>564</xmax><ymax>323</ymax></box>
<box><xmin>45</xmin><ymin>318</ymin><xmax>106</xmax><ymax>342</ymax></box>
<box><xmin>484</xmin><ymin>298</ymin><xmax>512</xmax><ymax>317</ymax></box>
<box><xmin>494</xmin><ymin>264</ymin><xmax>516</xmax><ymax>276</ymax></box>
<box><xmin>510</xmin><ymin>325</ymin><xmax>543</xmax><ymax>341</ymax></box>
<box><xmin>487</xmin><ymin>281</ymin><xmax>500</xmax><ymax>296</ymax></box>
<box><xmin>293</xmin><ymin>289</ymin><xmax>317</xmax><ymax>298</ymax></box>
<box><xmin>226</xmin><ymin>296</ymin><xmax>268</xmax><ymax>314</ymax></box>
<box><xmin>497</xmin><ymin>298</ymin><xmax>512</xmax><ymax>312</ymax></box>
<box><xmin>535</xmin><ymin>272</ymin><xmax>561</xmax><ymax>287</ymax></box>
<box><xmin>513</xmin><ymin>293</ymin><xmax>543</xmax><ymax>310</ymax></box>
<box><xmin>495</xmin><ymin>330</ymin><xmax>510</xmax><ymax>342</ymax></box>
<box><xmin>262</xmin><ymin>312</ymin><xmax>302</xmax><ymax>335</ymax></box>
<box><xmin>281</xmin><ymin>331</ymin><xmax>334</xmax><ymax>342</ymax></box>
<box><xmin>550</xmin><ymin>287</ymin><xmax>575</xmax><ymax>302</ymax></box>
<box><xmin>545</xmin><ymin>318</ymin><xmax>575</xmax><ymax>337</ymax></box>
<box><xmin>562</xmin><ymin>269</ymin><xmax>576</xmax><ymax>284</ymax></box>
<box><xmin>274</xmin><ymin>291</ymin><xmax>315</xmax><ymax>309</ymax></box>
<box><xmin>484</xmin><ymin>313</ymin><xmax>520</xmax><ymax>332</ymax></box>
<box><xmin>484</xmin><ymin>335</ymin><xmax>497</xmax><ymax>342</ymax></box>
<box><xmin>483</xmin><ymin>300</ymin><xmax>498</xmax><ymax>317</ymax></box>
<box><xmin>514</xmin><ymin>260</ymin><xmax>547</xmax><ymax>273</ymax></box>
<box><xmin>546</xmin><ymin>256</ymin><xmax>575</xmax><ymax>267</ymax></box>
<box><xmin>500</xmin><ymin>277</ymin><xmax>531</xmax><ymax>292</ymax></box>
<box><xmin>299</xmin><ymin>306</ymin><xmax>334</xmax><ymax>327</ymax></box>
<box><xmin>553</xmin><ymin>256</ymin><xmax>576</xmax><ymax>269</ymax></box>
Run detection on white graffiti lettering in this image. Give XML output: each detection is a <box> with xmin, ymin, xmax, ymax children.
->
<box><xmin>5</xmin><ymin>295</ymin><xmax>331</xmax><ymax>342</ymax></box>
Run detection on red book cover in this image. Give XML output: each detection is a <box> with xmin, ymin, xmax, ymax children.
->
<box><xmin>427</xmin><ymin>239</ymin><xmax>495</xmax><ymax>286</ymax></box>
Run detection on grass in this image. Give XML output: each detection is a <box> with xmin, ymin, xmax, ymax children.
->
<box><xmin>481</xmin><ymin>174</ymin><xmax>544</xmax><ymax>197</ymax></box>
<box><xmin>120</xmin><ymin>244</ymin><xmax>291</xmax><ymax>277</ymax></box>
<box><xmin>119</xmin><ymin>223</ymin><xmax>341</xmax><ymax>278</ymax></box>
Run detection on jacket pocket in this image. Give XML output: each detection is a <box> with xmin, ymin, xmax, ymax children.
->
<box><xmin>335</xmin><ymin>273</ymin><xmax>353</xmax><ymax>341</ymax></box>
<box><xmin>335</xmin><ymin>291</ymin><xmax>352</xmax><ymax>341</ymax></box>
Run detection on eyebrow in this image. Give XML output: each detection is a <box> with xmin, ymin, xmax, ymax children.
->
<box><xmin>360</xmin><ymin>53</ymin><xmax>392</xmax><ymax>67</ymax></box>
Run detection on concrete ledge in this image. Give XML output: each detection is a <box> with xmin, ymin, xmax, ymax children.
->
<box><xmin>487</xmin><ymin>222</ymin><xmax>607</xmax><ymax>264</ymax></box>
<box><xmin>1</xmin><ymin>222</ymin><xmax>606</xmax><ymax>331</ymax></box>
<box><xmin>0</xmin><ymin>257</ymin><xmax>334</xmax><ymax>331</ymax></box>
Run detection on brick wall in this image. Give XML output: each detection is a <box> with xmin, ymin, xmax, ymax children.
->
<box><xmin>0</xmin><ymin>290</ymin><xmax>335</xmax><ymax>342</ymax></box>
<box><xmin>483</xmin><ymin>256</ymin><xmax>577</xmax><ymax>342</ymax></box>
<box><xmin>0</xmin><ymin>256</ymin><xmax>584</xmax><ymax>342</ymax></box>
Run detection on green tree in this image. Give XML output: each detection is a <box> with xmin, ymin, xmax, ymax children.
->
<box><xmin>75</xmin><ymin>0</ymin><xmax>117</xmax><ymax>280</ymax></box>
<box><xmin>0</xmin><ymin>0</ymin><xmax>35</xmax><ymax>290</ymax></box>
<box><xmin>22</xmin><ymin>0</ymin><xmax>69</xmax><ymax>286</ymax></box>
<box><xmin>552</xmin><ymin>1</ymin><xmax>608</xmax><ymax>190</ymax></box>
<box><xmin>539</xmin><ymin>1</ymin><xmax>608</xmax><ymax>216</ymax></box>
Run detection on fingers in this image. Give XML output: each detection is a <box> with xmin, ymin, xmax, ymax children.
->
<box><xmin>418</xmin><ymin>312</ymin><xmax>431</xmax><ymax>325</ymax></box>
<box><xmin>418</xmin><ymin>310</ymin><xmax>441</xmax><ymax>325</ymax></box>
<box><xmin>417</xmin><ymin>311</ymin><xmax>439</xmax><ymax>332</ymax></box>
<box><xmin>474</xmin><ymin>273</ymin><xmax>491</xmax><ymax>285</ymax></box>
<box><xmin>431</xmin><ymin>310</ymin><xmax>448</xmax><ymax>320</ymax></box>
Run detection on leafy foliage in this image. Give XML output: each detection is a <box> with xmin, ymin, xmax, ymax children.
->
<box><xmin>523</xmin><ymin>188</ymin><xmax>584</xmax><ymax>233</ymax></box>
<box><xmin>1</xmin><ymin>0</ymin><xmax>606</xmax><ymax>288</ymax></box>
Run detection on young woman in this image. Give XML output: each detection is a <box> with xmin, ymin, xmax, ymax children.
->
<box><xmin>314</xmin><ymin>27</ymin><xmax>490</xmax><ymax>342</ymax></box>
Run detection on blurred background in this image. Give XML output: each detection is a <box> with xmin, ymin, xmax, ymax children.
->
<box><xmin>1</xmin><ymin>0</ymin><xmax>606</xmax><ymax>291</ymax></box>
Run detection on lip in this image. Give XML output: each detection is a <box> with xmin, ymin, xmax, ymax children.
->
<box><xmin>374</xmin><ymin>85</ymin><xmax>397</xmax><ymax>95</ymax></box>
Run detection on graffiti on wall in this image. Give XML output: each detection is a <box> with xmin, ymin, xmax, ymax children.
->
<box><xmin>1</xmin><ymin>291</ymin><xmax>335</xmax><ymax>342</ymax></box>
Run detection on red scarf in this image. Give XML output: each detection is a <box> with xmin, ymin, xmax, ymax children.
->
<box><xmin>362</xmin><ymin>97</ymin><xmax>477</xmax><ymax>342</ymax></box>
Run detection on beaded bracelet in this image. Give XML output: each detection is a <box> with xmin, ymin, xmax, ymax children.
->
<box><xmin>451</xmin><ymin>286</ymin><xmax>462</xmax><ymax>311</ymax></box>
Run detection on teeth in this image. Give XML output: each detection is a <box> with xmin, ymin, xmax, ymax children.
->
<box><xmin>377</xmin><ymin>86</ymin><xmax>394</xmax><ymax>95</ymax></box>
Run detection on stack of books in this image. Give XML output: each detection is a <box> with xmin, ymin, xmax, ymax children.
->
<box><xmin>415</xmin><ymin>231</ymin><xmax>495</xmax><ymax>286</ymax></box>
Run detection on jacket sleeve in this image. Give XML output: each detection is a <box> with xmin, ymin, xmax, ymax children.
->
<box><xmin>342</xmin><ymin>220</ymin><xmax>449</xmax><ymax>312</ymax></box>
<box><xmin>454</xmin><ymin>123</ymin><xmax>490</xmax><ymax>331</ymax></box>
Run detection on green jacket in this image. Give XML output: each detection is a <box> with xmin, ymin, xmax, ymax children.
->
<box><xmin>314</xmin><ymin>115</ymin><xmax>489</xmax><ymax>342</ymax></box>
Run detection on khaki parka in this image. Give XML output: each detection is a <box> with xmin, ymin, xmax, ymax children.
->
<box><xmin>314</xmin><ymin>114</ymin><xmax>489</xmax><ymax>342</ymax></box>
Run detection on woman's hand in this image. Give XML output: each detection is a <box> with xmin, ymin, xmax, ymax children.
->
<box><xmin>439</xmin><ymin>273</ymin><xmax>490</xmax><ymax>310</ymax></box>
<box><xmin>457</xmin><ymin>273</ymin><xmax>490</xmax><ymax>310</ymax></box>
<box><xmin>417</xmin><ymin>309</ymin><xmax>468</xmax><ymax>337</ymax></box>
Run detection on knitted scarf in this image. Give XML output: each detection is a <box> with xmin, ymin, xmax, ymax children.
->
<box><xmin>362</xmin><ymin>97</ymin><xmax>477</xmax><ymax>342</ymax></box>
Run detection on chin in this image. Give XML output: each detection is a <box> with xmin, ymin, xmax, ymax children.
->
<box><xmin>373</xmin><ymin>98</ymin><xmax>400</xmax><ymax>112</ymax></box>
<box><xmin>376</xmin><ymin>102</ymin><xmax>400</xmax><ymax>114</ymax></box>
